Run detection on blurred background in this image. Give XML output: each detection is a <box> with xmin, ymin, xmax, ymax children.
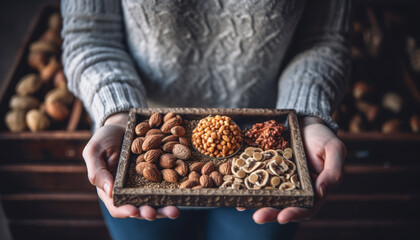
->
<box><xmin>0</xmin><ymin>0</ymin><xmax>419</xmax><ymax>240</ymax></box>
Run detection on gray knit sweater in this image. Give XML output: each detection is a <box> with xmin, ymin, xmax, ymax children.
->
<box><xmin>61</xmin><ymin>0</ymin><xmax>351</xmax><ymax>130</ymax></box>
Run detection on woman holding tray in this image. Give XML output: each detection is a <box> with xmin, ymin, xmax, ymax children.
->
<box><xmin>61</xmin><ymin>0</ymin><xmax>349</xmax><ymax>239</ymax></box>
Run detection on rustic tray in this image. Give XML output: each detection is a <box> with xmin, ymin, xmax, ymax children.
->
<box><xmin>114</xmin><ymin>108</ymin><xmax>314</xmax><ymax>208</ymax></box>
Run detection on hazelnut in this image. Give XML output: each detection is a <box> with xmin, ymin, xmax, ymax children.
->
<box><xmin>26</xmin><ymin>109</ymin><xmax>50</xmax><ymax>132</ymax></box>
<box><xmin>15</xmin><ymin>74</ymin><xmax>42</xmax><ymax>96</ymax></box>
<box><xmin>5</xmin><ymin>110</ymin><xmax>27</xmax><ymax>132</ymax></box>
<box><xmin>45</xmin><ymin>101</ymin><xmax>69</xmax><ymax>121</ymax></box>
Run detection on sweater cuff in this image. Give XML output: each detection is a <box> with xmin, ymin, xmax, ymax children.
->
<box><xmin>276</xmin><ymin>82</ymin><xmax>338</xmax><ymax>131</ymax></box>
<box><xmin>89</xmin><ymin>82</ymin><xmax>147</xmax><ymax>129</ymax></box>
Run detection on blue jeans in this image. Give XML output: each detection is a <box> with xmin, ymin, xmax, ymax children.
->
<box><xmin>100</xmin><ymin>201</ymin><xmax>298</xmax><ymax>240</ymax></box>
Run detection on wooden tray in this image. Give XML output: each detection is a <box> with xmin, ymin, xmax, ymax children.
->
<box><xmin>113</xmin><ymin>108</ymin><xmax>314</xmax><ymax>208</ymax></box>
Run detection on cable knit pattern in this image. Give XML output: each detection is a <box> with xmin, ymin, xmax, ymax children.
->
<box><xmin>61</xmin><ymin>0</ymin><xmax>350</xmax><ymax>130</ymax></box>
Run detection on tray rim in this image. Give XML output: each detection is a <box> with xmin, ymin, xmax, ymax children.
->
<box><xmin>114</xmin><ymin>108</ymin><xmax>314</xmax><ymax>208</ymax></box>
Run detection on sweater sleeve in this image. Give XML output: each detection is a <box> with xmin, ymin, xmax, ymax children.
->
<box><xmin>61</xmin><ymin>0</ymin><xmax>147</xmax><ymax>129</ymax></box>
<box><xmin>276</xmin><ymin>0</ymin><xmax>352</xmax><ymax>130</ymax></box>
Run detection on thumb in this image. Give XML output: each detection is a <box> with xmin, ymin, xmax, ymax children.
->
<box><xmin>83</xmin><ymin>142</ymin><xmax>115</xmax><ymax>198</ymax></box>
<box><xmin>316</xmin><ymin>168</ymin><xmax>343</xmax><ymax>198</ymax></box>
<box><xmin>316</xmin><ymin>139</ymin><xmax>345</xmax><ymax>197</ymax></box>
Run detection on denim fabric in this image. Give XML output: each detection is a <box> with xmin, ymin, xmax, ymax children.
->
<box><xmin>100</xmin><ymin>201</ymin><xmax>298</xmax><ymax>240</ymax></box>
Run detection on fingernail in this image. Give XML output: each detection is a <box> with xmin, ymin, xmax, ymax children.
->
<box><xmin>104</xmin><ymin>183</ymin><xmax>110</xmax><ymax>196</ymax></box>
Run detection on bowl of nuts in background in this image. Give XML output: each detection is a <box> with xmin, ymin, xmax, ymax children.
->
<box><xmin>113</xmin><ymin>108</ymin><xmax>314</xmax><ymax>208</ymax></box>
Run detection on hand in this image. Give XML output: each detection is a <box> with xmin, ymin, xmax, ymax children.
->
<box><xmin>83</xmin><ymin>112</ymin><xmax>180</xmax><ymax>220</ymax></box>
<box><xmin>250</xmin><ymin>116</ymin><xmax>346</xmax><ymax>224</ymax></box>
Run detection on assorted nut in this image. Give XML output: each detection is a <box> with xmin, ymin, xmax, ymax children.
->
<box><xmin>219</xmin><ymin>147</ymin><xmax>300</xmax><ymax>190</ymax></box>
<box><xmin>192</xmin><ymin>115</ymin><xmax>242</xmax><ymax>158</ymax></box>
<box><xmin>132</xmin><ymin>114</ymin><xmax>300</xmax><ymax>192</ymax></box>
<box><xmin>4</xmin><ymin>12</ymin><xmax>76</xmax><ymax>132</ymax></box>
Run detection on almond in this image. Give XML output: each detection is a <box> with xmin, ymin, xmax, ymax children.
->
<box><xmin>179</xmin><ymin>137</ymin><xmax>189</xmax><ymax>147</ymax></box>
<box><xmin>200</xmin><ymin>175</ymin><xmax>213</xmax><ymax>188</ymax></box>
<box><xmin>170</xmin><ymin>126</ymin><xmax>186</xmax><ymax>137</ymax></box>
<box><xmin>189</xmin><ymin>162</ymin><xmax>205</xmax><ymax>173</ymax></box>
<box><xmin>131</xmin><ymin>137</ymin><xmax>144</xmax><ymax>154</ymax></box>
<box><xmin>163</xmin><ymin>112</ymin><xmax>176</xmax><ymax>122</ymax></box>
<box><xmin>161</xmin><ymin>169</ymin><xmax>179</xmax><ymax>183</ymax></box>
<box><xmin>135</xmin><ymin>122</ymin><xmax>150</xmax><ymax>136</ymax></box>
<box><xmin>143</xmin><ymin>166</ymin><xmax>162</xmax><ymax>182</ymax></box>
<box><xmin>145</xmin><ymin>129</ymin><xmax>164</xmax><ymax>136</ymax></box>
<box><xmin>158</xmin><ymin>153</ymin><xmax>176</xmax><ymax>169</ymax></box>
<box><xmin>144</xmin><ymin>149</ymin><xmax>163</xmax><ymax>163</ymax></box>
<box><xmin>188</xmin><ymin>171</ymin><xmax>201</xmax><ymax>182</ymax></box>
<box><xmin>219</xmin><ymin>162</ymin><xmax>232</xmax><ymax>175</ymax></box>
<box><xmin>136</xmin><ymin>162</ymin><xmax>154</xmax><ymax>175</ymax></box>
<box><xmin>209</xmin><ymin>171</ymin><xmax>223</xmax><ymax>187</ymax></box>
<box><xmin>172</xmin><ymin>144</ymin><xmax>191</xmax><ymax>160</ymax></box>
<box><xmin>179</xmin><ymin>180</ymin><xmax>198</xmax><ymax>189</ymax></box>
<box><xmin>201</xmin><ymin>162</ymin><xmax>216</xmax><ymax>175</ymax></box>
<box><xmin>176</xmin><ymin>115</ymin><xmax>183</xmax><ymax>125</ymax></box>
<box><xmin>149</xmin><ymin>112</ymin><xmax>163</xmax><ymax>128</ymax></box>
<box><xmin>162</xmin><ymin>141</ymin><xmax>178</xmax><ymax>152</ymax></box>
<box><xmin>161</xmin><ymin>117</ymin><xmax>180</xmax><ymax>134</ymax></box>
<box><xmin>142</xmin><ymin>135</ymin><xmax>162</xmax><ymax>151</ymax></box>
<box><xmin>162</xmin><ymin>134</ymin><xmax>178</xmax><ymax>143</ymax></box>
<box><xmin>174</xmin><ymin>160</ymin><xmax>188</xmax><ymax>177</ymax></box>
<box><xmin>136</xmin><ymin>153</ymin><xmax>146</xmax><ymax>164</ymax></box>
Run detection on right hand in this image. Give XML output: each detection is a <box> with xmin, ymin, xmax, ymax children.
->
<box><xmin>82</xmin><ymin>112</ymin><xmax>180</xmax><ymax>219</ymax></box>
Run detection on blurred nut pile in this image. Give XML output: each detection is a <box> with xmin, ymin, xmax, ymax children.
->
<box><xmin>334</xmin><ymin>6</ymin><xmax>420</xmax><ymax>134</ymax></box>
<box><xmin>5</xmin><ymin>13</ymin><xmax>75</xmax><ymax>132</ymax></box>
<box><xmin>192</xmin><ymin>115</ymin><xmax>242</xmax><ymax>158</ymax></box>
<box><xmin>220</xmin><ymin>147</ymin><xmax>299</xmax><ymax>190</ymax></box>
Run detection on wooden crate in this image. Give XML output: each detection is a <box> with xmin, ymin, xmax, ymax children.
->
<box><xmin>0</xmin><ymin>3</ymin><xmax>106</xmax><ymax>240</ymax></box>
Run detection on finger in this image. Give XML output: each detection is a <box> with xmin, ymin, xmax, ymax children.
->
<box><xmin>83</xmin><ymin>142</ymin><xmax>114</xmax><ymax>198</ymax></box>
<box><xmin>139</xmin><ymin>206</ymin><xmax>157</xmax><ymax>221</ymax></box>
<box><xmin>156</xmin><ymin>206</ymin><xmax>180</xmax><ymax>219</ymax></box>
<box><xmin>97</xmin><ymin>187</ymin><xmax>139</xmax><ymax>218</ymax></box>
<box><xmin>277</xmin><ymin>207</ymin><xmax>315</xmax><ymax>224</ymax></box>
<box><xmin>236</xmin><ymin>207</ymin><xmax>246</xmax><ymax>211</ymax></box>
<box><xmin>317</xmin><ymin>140</ymin><xmax>346</xmax><ymax>194</ymax></box>
<box><xmin>253</xmin><ymin>207</ymin><xmax>280</xmax><ymax>224</ymax></box>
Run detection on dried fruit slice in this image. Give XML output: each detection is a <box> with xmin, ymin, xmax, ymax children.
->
<box><xmin>291</xmin><ymin>174</ymin><xmax>300</xmax><ymax>188</ymax></box>
<box><xmin>253</xmin><ymin>169</ymin><xmax>269</xmax><ymax>187</ymax></box>
<box><xmin>234</xmin><ymin>169</ymin><xmax>246</xmax><ymax>178</ymax></box>
<box><xmin>270</xmin><ymin>176</ymin><xmax>281</xmax><ymax>187</ymax></box>
<box><xmin>242</xmin><ymin>161</ymin><xmax>264</xmax><ymax>173</ymax></box>
<box><xmin>268</xmin><ymin>161</ymin><xmax>288</xmax><ymax>176</ymax></box>
<box><xmin>222</xmin><ymin>175</ymin><xmax>234</xmax><ymax>182</ymax></box>
<box><xmin>253</xmin><ymin>152</ymin><xmax>263</xmax><ymax>161</ymax></box>
<box><xmin>283</xmin><ymin>152</ymin><xmax>292</xmax><ymax>160</ymax></box>
<box><xmin>244</xmin><ymin>147</ymin><xmax>255</xmax><ymax>156</ymax></box>
<box><xmin>235</xmin><ymin>158</ymin><xmax>246</xmax><ymax>167</ymax></box>
<box><xmin>284</xmin><ymin>148</ymin><xmax>293</xmax><ymax>154</ymax></box>
<box><xmin>284</xmin><ymin>159</ymin><xmax>296</xmax><ymax>173</ymax></box>
<box><xmin>279</xmin><ymin>182</ymin><xmax>296</xmax><ymax>190</ymax></box>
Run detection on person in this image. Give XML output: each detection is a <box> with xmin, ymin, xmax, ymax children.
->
<box><xmin>61</xmin><ymin>0</ymin><xmax>350</xmax><ymax>239</ymax></box>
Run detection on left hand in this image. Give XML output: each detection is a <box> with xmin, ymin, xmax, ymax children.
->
<box><xmin>248</xmin><ymin>116</ymin><xmax>346</xmax><ymax>224</ymax></box>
